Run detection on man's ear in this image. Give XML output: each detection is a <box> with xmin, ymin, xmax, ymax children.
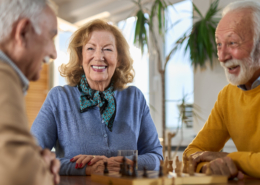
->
<box><xmin>14</xmin><ymin>18</ymin><xmax>32</xmax><ymax>47</ymax></box>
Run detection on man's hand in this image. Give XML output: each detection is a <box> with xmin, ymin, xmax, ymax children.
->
<box><xmin>201</xmin><ymin>156</ymin><xmax>244</xmax><ymax>179</ymax></box>
<box><xmin>40</xmin><ymin>149</ymin><xmax>60</xmax><ymax>184</ymax></box>
<box><xmin>85</xmin><ymin>156</ymin><xmax>133</xmax><ymax>175</ymax></box>
<box><xmin>190</xmin><ymin>151</ymin><xmax>229</xmax><ymax>171</ymax></box>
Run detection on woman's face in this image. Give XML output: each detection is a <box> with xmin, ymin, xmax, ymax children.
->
<box><xmin>82</xmin><ymin>30</ymin><xmax>118</xmax><ymax>90</ymax></box>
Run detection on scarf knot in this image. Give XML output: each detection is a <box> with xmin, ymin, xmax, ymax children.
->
<box><xmin>78</xmin><ymin>74</ymin><xmax>116</xmax><ymax>132</ymax></box>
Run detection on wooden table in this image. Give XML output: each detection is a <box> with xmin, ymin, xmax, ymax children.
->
<box><xmin>58</xmin><ymin>176</ymin><xmax>260</xmax><ymax>185</ymax></box>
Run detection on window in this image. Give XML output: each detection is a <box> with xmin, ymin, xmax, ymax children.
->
<box><xmin>118</xmin><ymin>17</ymin><xmax>149</xmax><ymax>103</ymax></box>
<box><xmin>165</xmin><ymin>0</ymin><xmax>193</xmax><ymax>128</ymax></box>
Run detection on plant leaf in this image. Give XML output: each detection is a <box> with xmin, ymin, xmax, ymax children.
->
<box><xmin>134</xmin><ymin>9</ymin><xmax>148</xmax><ymax>54</ymax></box>
<box><xmin>174</xmin><ymin>0</ymin><xmax>220</xmax><ymax>69</ymax></box>
<box><xmin>193</xmin><ymin>2</ymin><xmax>203</xmax><ymax>19</ymax></box>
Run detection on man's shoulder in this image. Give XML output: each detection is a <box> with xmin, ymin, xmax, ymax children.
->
<box><xmin>220</xmin><ymin>84</ymin><xmax>238</xmax><ymax>94</ymax></box>
<box><xmin>0</xmin><ymin>60</ymin><xmax>21</xmax><ymax>88</ymax></box>
<box><xmin>217</xmin><ymin>84</ymin><xmax>242</xmax><ymax>102</ymax></box>
<box><xmin>0</xmin><ymin>60</ymin><xmax>19</xmax><ymax>79</ymax></box>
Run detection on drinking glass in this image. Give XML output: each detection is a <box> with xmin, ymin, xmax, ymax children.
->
<box><xmin>118</xmin><ymin>150</ymin><xmax>138</xmax><ymax>170</ymax></box>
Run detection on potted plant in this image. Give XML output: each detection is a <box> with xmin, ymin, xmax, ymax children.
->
<box><xmin>132</xmin><ymin>0</ymin><xmax>220</xmax><ymax>157</ymax></box>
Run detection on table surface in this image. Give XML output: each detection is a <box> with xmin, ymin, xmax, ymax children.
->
<box><xmin>58</xmin><ymin>175</ymin><xmax>260</xmax><ymax>185</ymax></box>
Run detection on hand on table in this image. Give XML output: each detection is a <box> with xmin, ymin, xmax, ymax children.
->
<box><xmin>189</xmin><ymin>151</ymin><xmax>229</xmax><ymax>171</ymax></box>
<box><xmin>70</xmin><ymin>155</ymin><xmax>108</xmax><ymax>169</ymax></box>
<box><xmin>201</xmin><ymin>156</ymin><xmax>244</xmax><ymax>179</ymax></box>
<box><xmin>40</xmin><ymin>148</ymin><xmax>60</xmax><ymax>184</ymax></box>
<box><xmin>85</xmin><ymin>156</ymin><xmax>133</xmax><ymax>175</ymax></box>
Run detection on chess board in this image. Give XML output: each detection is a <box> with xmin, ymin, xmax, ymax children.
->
<box><xmin>91</xmin><ymin>171</ymin><xmax>228</xmax><ymax>185</ymax></box>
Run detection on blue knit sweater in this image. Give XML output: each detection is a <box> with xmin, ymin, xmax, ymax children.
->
<box><xmin>31</xmin><ymin>85</ymin><xmax>163</xmax><ymax>175</ymax></box>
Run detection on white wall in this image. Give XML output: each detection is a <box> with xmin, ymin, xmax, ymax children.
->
<box><xmin>193</xmin><ymin>61</ymin><xmax>228</xmax><ymax>133</ymax></box>
<box><xmin>192</xmin><ymin>0</ymin><xmax>243</xmax><ymax>132</ymax></box>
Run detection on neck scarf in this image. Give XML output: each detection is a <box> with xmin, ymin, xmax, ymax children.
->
<box><xmin>78</xmin><ymin>74</ymin><xmax>116</xmax><ymax>132</ymax></box>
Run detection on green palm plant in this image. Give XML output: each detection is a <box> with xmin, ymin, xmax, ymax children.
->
<box><xmin>132</xmin><ymin>0</ymin><xmax>220</xmax><ymax>158</ymax></box>
<box><xmin>167</xmin><ymin>0</ymin><xmax>220</xmax><ymax>68</ymax></box>
<box><xmin>132</xmin><ymin>0</ymin><xmax>169</xmax><ymax>157</ymax></box>
<box><xmin>133</xmin><ymin>0</ymin><xmax>167</xmax><ymax>54</ymax></box>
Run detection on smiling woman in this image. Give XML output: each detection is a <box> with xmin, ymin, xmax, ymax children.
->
<box><xmin>59</xmin><ymin>19</ymin><xmax>134</xmax><ymax>90</ymax></box>
<box><xmin>31</xmin><ymin>19</ymin><xmax>163</xmax><ymax>176</ymax></box>
<box><xmin>82</xmin><ymin>31</ymin><xmax>118</xmax><ymax>91</ymax></box>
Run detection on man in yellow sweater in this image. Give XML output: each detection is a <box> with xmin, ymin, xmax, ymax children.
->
<box><xmin>184</xmin><ymin>0</ymin><xmax>260</xmax><ymax>179</ymax></box>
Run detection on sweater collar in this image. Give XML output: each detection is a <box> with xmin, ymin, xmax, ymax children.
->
<box><xmin>0</xmin><ymin>50</ymin><xmax>29</xmax><ymax>95</ymax></box>
<box><xmin>238</xmin><ymin>75</ymin><xmax>260</xmax><ymax>91</ymax></box>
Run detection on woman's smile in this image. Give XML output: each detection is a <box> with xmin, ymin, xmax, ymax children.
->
<box><xmin>91</xmin><ymin>65</ymin><xmax>107</xmax><ymax>72</ymax></box>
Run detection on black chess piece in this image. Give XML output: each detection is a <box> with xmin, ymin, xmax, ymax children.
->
<box><xmin>119</xmin><ymin>163</ymin><xmax>123</xmax><ymax>174</ymax></box>
<box><xmin>159</xmin><ymin>165</ymin><xmax>163</xmax><ymax>177</ymax></box>
<box><xmin>132</xmin><ymin>155</ymin><xmax>137</xmax><ymax>177</ymax></box>
<box><xmin>126</xmin><ymin>164</ymin><xmax>131</xmax><ymax>176</ymax></box>
<box><xmin>142</xmin><ymin>167</ymin><xmax>148</xmax><ymax>178</ymax></box>
<box><xmin>121</xmin><ymin>157</ymin><xmax>127</xmax><ymax>176</ymax></box>
<box><xmin>104</xmin><ymin>161</ymin><xmax>109</xmax><ymax>174</ymax></box>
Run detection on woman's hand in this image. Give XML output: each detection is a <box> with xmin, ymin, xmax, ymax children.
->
<box><xmin>85</xmin><ymin>156</ymin><xmax>133</xmax><ymax>175</ymax></box>
<box><xmin>70</xmin><ymin>155</ymin><xmax>107</xmax><ymax>169</ymax></box>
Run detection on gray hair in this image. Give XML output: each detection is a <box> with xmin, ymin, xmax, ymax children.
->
<box><xmin>0</xmin><ymin>0</ymin><xmax>50</xmax><ymax>43</ymax></box>
<box><xmin>223</xmin><ymin>0</ymin><xmax>260</xmax><ymax>48</ymax></box>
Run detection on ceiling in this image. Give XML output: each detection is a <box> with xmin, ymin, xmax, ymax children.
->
<box><xmin>52</xmin><ymin>0</ymin><xmax>184</xmax><ymax>27</ymax></box>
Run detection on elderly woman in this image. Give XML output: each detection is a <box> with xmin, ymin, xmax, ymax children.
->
<box><xmin>31</xmin><ymin>19</ymin><xmax>163</xmax><ymax>176</ymax></box>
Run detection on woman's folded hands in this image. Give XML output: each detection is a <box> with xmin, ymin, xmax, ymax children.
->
<box><xmin>70</xmin><ymin>155</ymin><xmax>133</xmax><ymax>175</ymax></box>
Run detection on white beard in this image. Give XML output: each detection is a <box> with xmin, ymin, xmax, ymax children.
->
<box><xmin>220</xmin><ymin>54</ymin><xmax>260</xmax><ymax>86</ymax></box>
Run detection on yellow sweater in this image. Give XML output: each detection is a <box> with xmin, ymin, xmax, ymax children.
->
<box><xmin>184</xmin><ymin>84</ymin><xmax>260</xmax><ymax>178</ymax></box>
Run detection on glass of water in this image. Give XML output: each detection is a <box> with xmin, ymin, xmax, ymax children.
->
<box><xmin>118</xmin><ymin>150</ymin><xmax>138</xmax><ymax>169</ymax></box>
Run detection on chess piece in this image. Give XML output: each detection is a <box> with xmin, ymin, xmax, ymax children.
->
<box><xmin>104</xmin><ymin>161</ymin><xmax>109</xmax><ymax>174</ymax></box>
<box><xmin>168</xmin><ymin>160</ymin><xmax>173</xmax><ymax>173</ymax></box>
<box><xmin>126</xmin><ymin>164</ymin><xmax>131</xmax><ymax>176</ymax></box>
<box><xmin>188</xmin><ymin>156</ymin><xmax>194</xmax><ymax>176</ymax></box>
<box><xmin>163</xmin><ymin>157</ymin><xmax>168</xmax><ymax>175</ymax></box>
<box><xmin>175</xmin><ymin>157</ymin><xmax>182</xmax><ymax>177</ymax></box>
<box><xmin>132</xmin><ymin>155</ymin><xmax>137</xmax><ymax>177</ymax></box>
<box><xmin>119</xmin><ymin>163</ymin><xmax>123</xmax><ymax>174</ymax></box>
<box><xmin>142</xmin><ymin>167</ymin><xmax>148</xmax><ymax>178</ymax></box>
<box><xmin>183</xmin><ymin>154</ymin><xmax>190</xmax><ymax>173</ymax></box>
<box><xmin>205</xmin><ymin>163</ymin><xmax>212</xmax><ymax>176</ymax></box>
<box><xmin>163</xmin><ymin>157</ymin><xmax>169</xmax><ymax>174</ymax></box>
<box><xmin>121</xmin><ymin>157</ymin><xmax>127</xmax><ymax>176</ymax></box>
<box><xmin>159</xmin><ymin>160</ymin><xmax>164</xmax><ymax>177</ymax></box>
<box><xmin>174</xmin><ymin>156</ymin><xmax>179</xmax><ymax>172</ymax></box>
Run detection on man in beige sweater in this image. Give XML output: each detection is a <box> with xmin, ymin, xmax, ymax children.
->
<box><xmin>0</xmin><ymin>0</ymin><xmax>60</xmax><ymax>184</ymax></box>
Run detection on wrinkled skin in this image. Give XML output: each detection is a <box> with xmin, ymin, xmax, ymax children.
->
<box><xmin>188</xmin><ymin>151</ymin><xmax>244</xmax><ymax>179</ymax></box>
<box><xmin>40</xmin><ymin>149</ymin><xmax>60</xmax><ymax>184</ymax></box>
<box><xmin>189</xmin><ymin>151</ymin><xmax>229</xmax><ymax>171</ymax></box>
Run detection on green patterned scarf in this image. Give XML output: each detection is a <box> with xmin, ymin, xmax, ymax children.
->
<box><xmin>78</xmin><ymin>74</ymin><xmax>116</xmax><ymax>132</ymax></box>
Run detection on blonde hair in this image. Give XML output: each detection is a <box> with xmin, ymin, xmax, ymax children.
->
<box><xmin>59</xmin><ymin>19</ymin><xmax>135</xmax><ymax>90</ymax></box>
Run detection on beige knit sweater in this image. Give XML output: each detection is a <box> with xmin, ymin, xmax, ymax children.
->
<box><xmin>0</xmin><ymin>61</ymin><xmax>53</xmax><ymax>185</ymax></box>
